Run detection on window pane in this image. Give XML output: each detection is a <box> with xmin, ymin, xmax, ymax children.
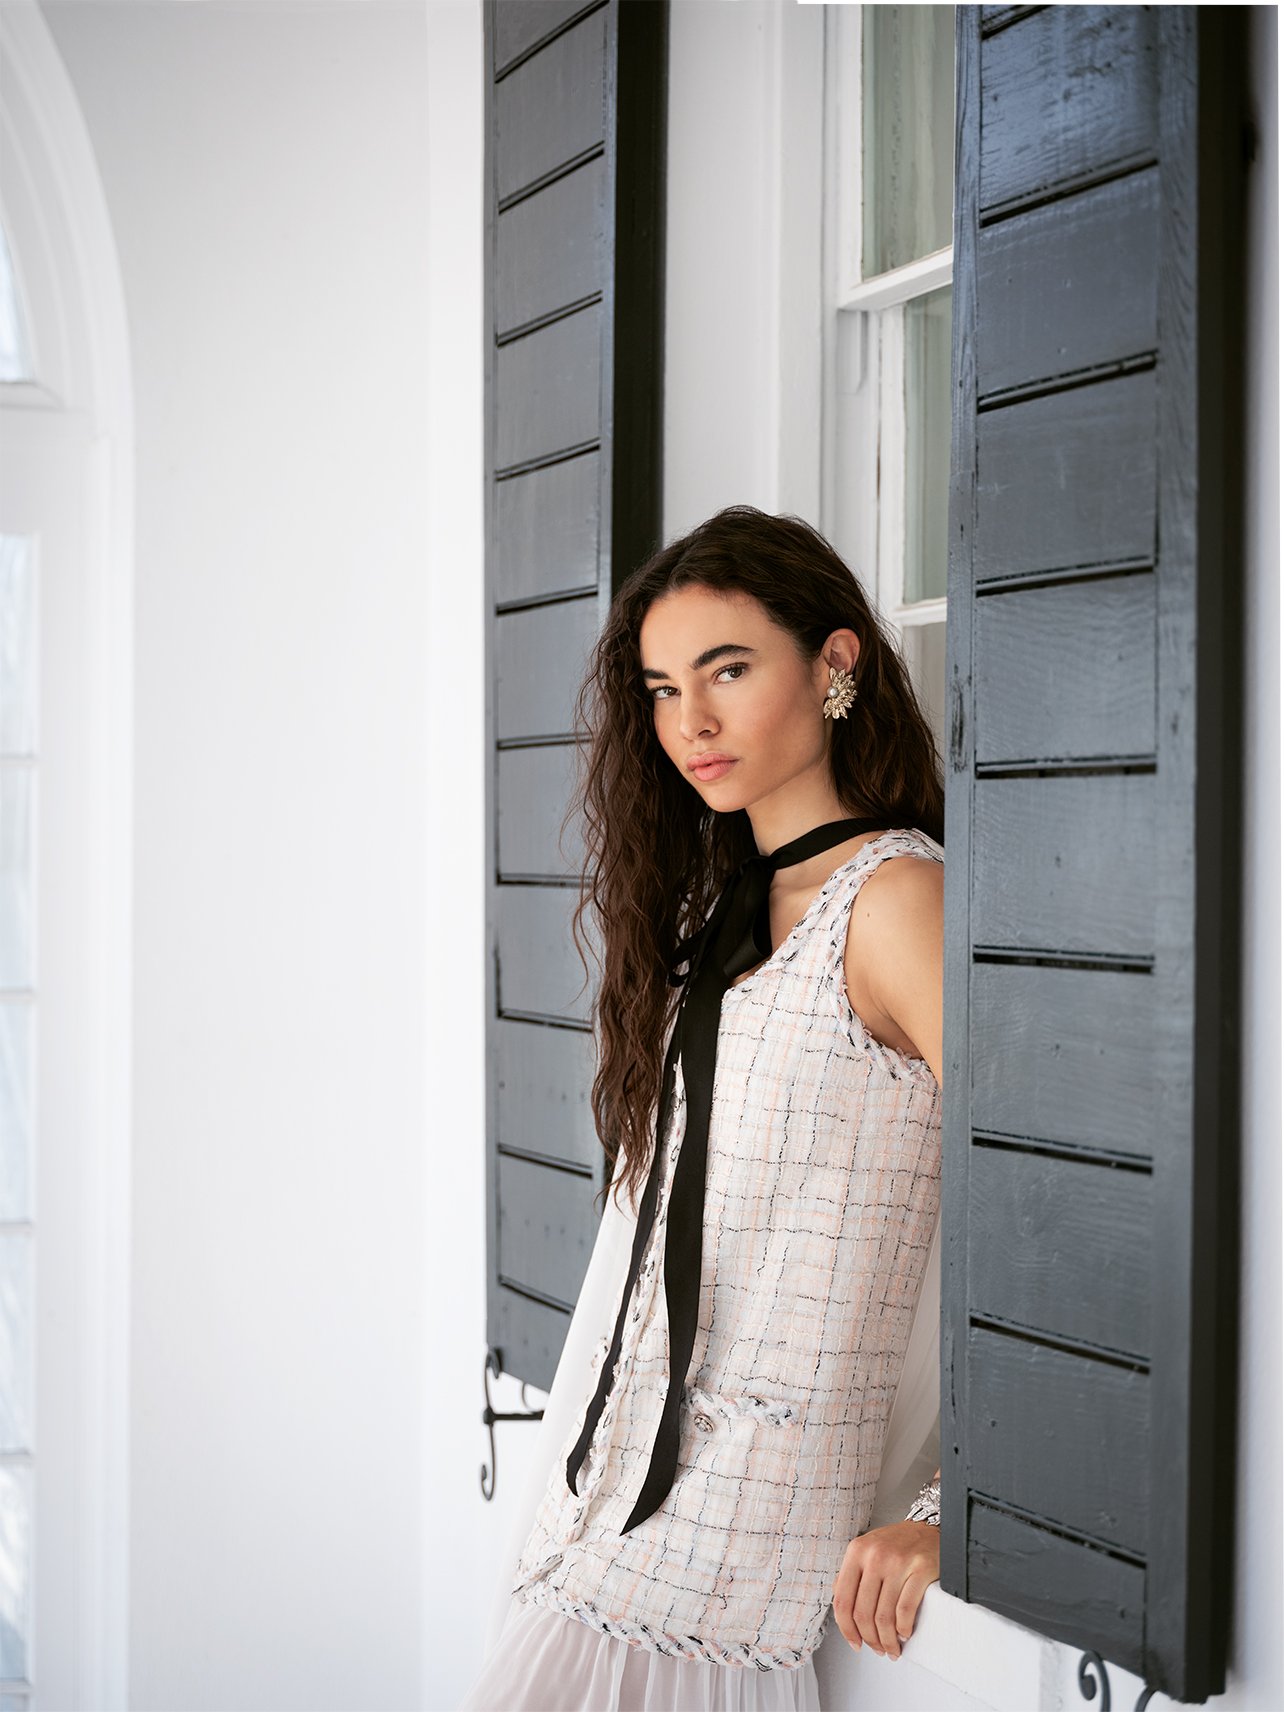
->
<box><xmin>0</xmin><ymin>1003</ymin><xmax>32</xmax><ymax>1224</ymax></box>
<box><xmin>862</xmin><ymin>5</ymin><xmax>955</xmax><ymax>277</ymax></box>
<box><xmin>0</xmin><ymin>538</ymin><xmax>36</xmax><ymax>758</ymax></box>
<box><xmin>904</xmin><ymin>285</ymin><xmax>952</xmax><ymax>603</ymax></box>
<box><xmin>0</xmin><ymin>1234</ymin><xmax>32</xmax><ymax>1454</ymax></box>
<box><xmin>0</xmin><ymin>224</ymin><xmax>33</xmax><ymax>385</ymax></box>
<box><xmin>0</xmin><ymin>769</ymin><xmax>34</xmax><ymax>991</ymax></box>
<box><xmin>0</xmin><ymin>1463</ymin><xmax>31</xmax><ymax>1682</ymax></box>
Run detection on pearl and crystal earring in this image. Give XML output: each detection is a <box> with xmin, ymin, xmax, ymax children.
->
<box><xmin>822</xmin><ymin>664</ymin><xmax>857</xmax><ymax>720</ymax></box>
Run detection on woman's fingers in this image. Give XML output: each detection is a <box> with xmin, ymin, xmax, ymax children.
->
<box><xmin>874</xmin><ymin>1574</ymin><xmax>906</xmax><ymax>1657</ymax></box>
<box><xmin>831</xmin><ymin>1546</ymin><xmax>862</xmax><ymax>1649</ymax></box>
<box><xmin>894</xmin><ymin>1568</ymin><xmax>937</xmax><ymax>1645</ymax></box>
<box><xmin>852</xmin><ymin>1563</ymin><xmax>886</xmax><ymax>1653</ymax></box>
<box><xmin>831</xmin><ymin>1521</ymin><xmax>943</xmax><ymax>1659</ymax></box>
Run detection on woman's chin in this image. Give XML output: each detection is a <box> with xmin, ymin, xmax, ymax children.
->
<box><xmin>691</xmin><ymin>780</ymin><xmax>752</xmax><ymax>814</ymax></box>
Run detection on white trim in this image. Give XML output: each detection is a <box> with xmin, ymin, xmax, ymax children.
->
<box><xmin>875</xmin><ymin>300</ymin><xmax>907</xmax><ymax>621</ymax></box>
<box><xmin>0</xmin><ymin>381</ymin><xmax>62</xmax><ymax>412</ymax></box>
<box><xmin>840</xmin><ymin>246</ymin><xmax>953</xmax><ymax>313</ymax></box>
<box><xmin>0</xmin><ymin>4</ymin><xmax>133</xmax><ymax>1708</ymax></box>
<box><xmin>822</xmin><ymin>1</ymin><xmax>954</xmax><ymax>732</ymax></box>
<box><xmin>892</xmin><ymin>595</ymin><xmax>948</xmax><ymax>629</ymax></box>
<box><xmin>833</xmin><ymin>2</ymin><xmax>864</xmax><ymax>309</ymax></box>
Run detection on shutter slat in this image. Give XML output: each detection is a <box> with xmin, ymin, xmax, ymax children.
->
<box><xmin>496</xmin><ymin>157</ymin><xmax>606</xmax><ymax>338</ymax></box>
<box><xmin>496</xmin><ymin>597</ymin><xmax>598</xmax><ymax>738</ymax></box>
<box><xmin>968</xmin><ymin>1327</ymin><xmax>1149</xmax><ymax>1555</ymax></box>
<box><xmin>497</xmin><ymin>1154</ymin><xmax>598</xmax><ymax>1308</ymax></box>
<box><xmin>977</xmin><ymin>167</ymin><xmax>1160</xmax><ymax>393</ymax></box>
<box><xmin>969</xmin><ymin>1147</ymin><xmax>1152</xmax><ymax>1357</ymax></box>
<box><xmin>494</xmin><ymin>7</ymin><xmax>606</xmax><ymax>204</ymax></box>
<box><xmin>971</xmin><ymin>965</ymin><xmax>1158</xmax><ymax>1160</ymax></box>
<box><xmin>974</xmin><ymin>573</ymin><xmax>1156</xmax><ymax>763</ymax></box>
<box><xmin>979</xmin><ymin>8</ymin><xmax>1159</xmax><ymax>212</ymax></box>
<box><xmin>497</xmin><ymin>745</ymin><xmax>586</xmax><ymax>878</ymax></box>
<box><xmin>975</xmin><ymin>371</ymin><xmax>1157</xmax><ymax>580</ymax></box>
<box><xmin>496</xmin><ymin>885</ymin><xmax>591</xmax><ymax>1024</ymax></box>
<box><xmin>494</xmin><ymin>453</ymin><xmax>600</xmax><ymax>605</ymax></box>
<box><xmin>968</xmin><ymin>1503</ymin><xmax>1146</xmax><ymax>1670</ymax></box>
<box><xmin>493</xmin><ymin>0</ymin><xmax>595</xmax><ymax>79</ymax></box>
<box><xmin>495</xmin><ymin>1020</ymin><xmax>598</xmax><ymax>1173</ymax></box>
<box><xmin>492</xmin><ymin>1286</ymin><xmax>570</xmax><ymax>1395</ymax></box>
<box><xmin>495</xmin><ymin>304</ymin><xmax>602</xmax><ymax>471</ymax></box>
<box><xmin>973</xmin><ymin>776</ymin><xmax>1156</xmax><ymax>956</ymax></box>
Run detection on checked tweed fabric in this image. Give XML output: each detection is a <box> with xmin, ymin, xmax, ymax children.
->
<box><xmin>512</xmin><ymin>829</ymin><xmax>944</xmax><ymax>1671</ymax></box>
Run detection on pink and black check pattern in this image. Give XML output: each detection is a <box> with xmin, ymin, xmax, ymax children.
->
<box><xmin>513</xmin><ymin>829</ymin><xmax>944</xmax><ymax>1670</ymax></box>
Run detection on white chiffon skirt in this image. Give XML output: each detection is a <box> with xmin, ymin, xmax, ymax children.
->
<box><xmin>457</xmin><ymin>1594</ymin><xmax>822</xmax><ymax>1712</ymax></box>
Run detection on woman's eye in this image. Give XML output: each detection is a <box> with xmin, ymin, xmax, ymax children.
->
<box><xmin>649</xmin><ymin>664</ymin><xmax>745</xmax><ymax>700</ymax></box>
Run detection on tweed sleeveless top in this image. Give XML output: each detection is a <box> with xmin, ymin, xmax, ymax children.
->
<box><xmin>511</xmin><ymin>828</ymin><xmax>944</xmax><ymax>1672</ymax></box>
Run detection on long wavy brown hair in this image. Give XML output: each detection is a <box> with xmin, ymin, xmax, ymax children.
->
<box><xmin>566</xmin><ymin>506</ymin><xmax>944</xmax><ymax>1216</ymax></box>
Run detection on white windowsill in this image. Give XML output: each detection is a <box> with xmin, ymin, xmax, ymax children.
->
<box><xmin>885</xmin><ymin>1584</ymin><xmax>1170</xmax><ymax>1712</ymax></box>
<box><xmin>897</xmin><ymin>1583</ymin><xmax>1050</xmax><ymax>1709</ymax></box>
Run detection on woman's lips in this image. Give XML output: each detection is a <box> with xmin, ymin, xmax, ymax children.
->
<box><xmin>689</xmin><ymin>756</ymin><xmax>737</xmax><ymax>782</ymax></box>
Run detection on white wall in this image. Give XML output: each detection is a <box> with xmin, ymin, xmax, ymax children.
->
<box><xmin>41</xmin><ymin>4</ymin><xmax>432</xmax><ymax>1707</ymax></box>
<box><xmin>664</xmin><ymin>0</ymin><xmax>824</xmax><ymax>532</ymax></box>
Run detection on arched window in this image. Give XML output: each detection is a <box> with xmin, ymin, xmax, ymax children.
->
<box><xmin>0</xmin><ymin>5</ymin><xmax>133</xmax><ymax>1704</ymax></box>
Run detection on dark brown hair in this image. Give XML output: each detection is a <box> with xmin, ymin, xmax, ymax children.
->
<box><xmin>567</xmin><ymin>505</ymin><xmax>944</xmax><ymax>1215</ymax></box>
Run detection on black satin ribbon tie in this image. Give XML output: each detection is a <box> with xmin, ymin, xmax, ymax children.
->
<box><xmin>565</xmin><ymin>817</ymin><xmax>887</xmax><ymax>1533</ymax></box>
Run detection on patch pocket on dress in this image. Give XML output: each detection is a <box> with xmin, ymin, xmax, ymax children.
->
<box><xmin>683</xmin><ymin>1384</ymin><xmax>798</xmax><ymax>1429</ymax></box>
<box><xmin>670</xmin><ymin>1385</ymin><xmax>803</xmax><ymax>1588</ymax></box>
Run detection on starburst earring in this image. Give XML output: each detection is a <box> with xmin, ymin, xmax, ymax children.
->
<box><xmin>822</xmin><ymin>664</ymin><xmax>857</xmax><ymax>720</ymax></box>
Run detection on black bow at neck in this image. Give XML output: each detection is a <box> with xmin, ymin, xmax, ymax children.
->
<box><xmin>565</xmin><ymin>816</ymin><xmax>888</xmax><ymax>1533</ymax></box>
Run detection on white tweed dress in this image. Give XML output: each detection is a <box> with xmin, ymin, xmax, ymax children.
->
<box><xmin>461</xmin><ymin>830</ymin><xmax>944</xmax><ymax>1711</ymax></box>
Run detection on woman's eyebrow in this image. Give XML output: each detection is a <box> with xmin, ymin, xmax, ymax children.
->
<box><xmin>640</xmin><ymin>643</ymin><xmax>758</xmax><ymax>681</ymax></box>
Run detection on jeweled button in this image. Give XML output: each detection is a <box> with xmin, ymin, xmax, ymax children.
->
<box><xmin>693</xmin><ymin>1412</ymin><xmax>715</xmax><ymax>1433</ymax></box>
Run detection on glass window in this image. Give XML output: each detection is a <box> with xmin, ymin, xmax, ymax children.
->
<box><xmin>826</xmin><ymin>6</ymin><xmax>955</xmax><ymax>760</ymax></box>
<box><xmin>861</xmin><ymin>5</ymin><xmax>955</xmax><ymax>278</ymax></box>
<box><xmin>0</xmin><ymin>1463</ymin><xmax>32</xmax><ymax>1682</ymax></box>
<box><xmin>0</xmin><ymin>529</ymin><xmax>34</xmax><ymax>1700</ymax></box>
<box><xmin>904</xmin><ymin>284</ymin><xmax>952</xmax><ymax>604</ymax></box>
<box><xmin>0</xmin><ymin>224</ymin><xmax>34</xmax><ymax>385</ymax></box>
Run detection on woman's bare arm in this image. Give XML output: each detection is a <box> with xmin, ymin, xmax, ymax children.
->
<box><xmin>843</xmin><ymin>852</ymin><xmax>944</xmax><ymax>1085</ymax></box>
<box><xmin>832</xmin><ymin>853</ymin><xmax>944</xmax><ymax>1658</ymax></box>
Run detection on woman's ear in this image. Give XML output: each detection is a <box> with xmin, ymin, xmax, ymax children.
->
<box><xmin>820</xmin><ymin>628</ymin><xmax>861</xmax><ymax>679</ymax></box>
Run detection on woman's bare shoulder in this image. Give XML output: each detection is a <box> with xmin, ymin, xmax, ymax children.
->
<box><xmin>843</xmin><ymin>849</ymin><xmax>944</xmax><ymax>1075</ymax></box>
<box><xmin>851</xmin><ymin>847</ymin><xmax>943</xmax><ymax>927</ymax></box>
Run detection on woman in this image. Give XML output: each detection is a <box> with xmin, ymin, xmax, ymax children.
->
<box><xmin>462</xmin><ymin>507</ymin><xmax>945</xmax><ymax>1711</ymax></box>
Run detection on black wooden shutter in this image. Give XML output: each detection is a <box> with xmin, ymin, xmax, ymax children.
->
<box><xmin>482</xmin><ymin>0</ymin><xmax>665</xmax><ymax>1392</ymax></box>
<box><xmin>942</xmin><ymin>7</ymin><xmax>1247</xmax><ymax>1700</ymax></box>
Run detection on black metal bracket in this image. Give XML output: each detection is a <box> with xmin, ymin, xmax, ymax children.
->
<box><xmin>480</xmin><ymin>1345</ymin><xmax>545</xmax><ymax>1501</ymax></box>
<box><xmin>1078</xmin><ymin>1650</ymin><xmax>1157</xmax><ymax>1712</ymax></box>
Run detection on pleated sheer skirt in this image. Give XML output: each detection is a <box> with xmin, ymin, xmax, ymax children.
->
<box><xmin>458</xmin><ymin>1596</ymin><xmax>822</xmax><ymax>1712</ymax></box>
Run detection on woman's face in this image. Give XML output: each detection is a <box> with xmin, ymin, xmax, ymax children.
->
<box><xmin>638</xmin><ymin>585</ymin><xmax>853</xmax><ymax>818</ymax></box>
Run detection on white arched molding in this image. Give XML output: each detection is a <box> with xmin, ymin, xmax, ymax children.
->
<box><xmin>0</xmin><ymin>3</ymin><xmax>133</xmax><ymax>1708</ymax></box>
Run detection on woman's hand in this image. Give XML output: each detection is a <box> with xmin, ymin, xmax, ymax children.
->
<box><xmin>831</xmin><ymin>1520</ymin><xmax>940</xmax><ymax>1660</ymax></box>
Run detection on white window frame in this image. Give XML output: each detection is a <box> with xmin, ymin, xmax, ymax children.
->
<box><xmin>0</xmin><ymin>5</ymin><xmax>133</xmax><ymax>1708</ymax></box>
<box><xmin>820</xmin><ymin>1</ymin><xmax>951</xmax><ymax>719</ymax></box>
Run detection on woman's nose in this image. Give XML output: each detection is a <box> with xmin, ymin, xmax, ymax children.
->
<box><xmin>678</xmin><ymin>690</ymin><xmax>717</xmax><ymax>742</ymax></box>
